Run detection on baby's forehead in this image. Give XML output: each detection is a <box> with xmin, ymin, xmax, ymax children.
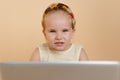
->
<box><xmin>44</xmin><ymin>10</ymin><xmax>72</xmax><ymax>24</ymax></box>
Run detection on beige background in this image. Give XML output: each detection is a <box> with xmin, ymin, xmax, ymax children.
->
<box><xmin>0</xmin><ymin>0</ymin><xmax>120</xmax><ymax>61</ymax></box>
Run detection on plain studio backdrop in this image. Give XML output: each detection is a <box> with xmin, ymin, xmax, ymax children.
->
<box><xmin>0</xmin><ymin>0</ymin><xmax>120</xmax><ymax>61</ymax></box>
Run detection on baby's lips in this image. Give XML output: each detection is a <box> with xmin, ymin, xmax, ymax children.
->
<box><xmin>55</xmin><ymin>42</ymin><xmax>64</xmax><ymax>44</ymax></box>
<box><xmin>54</xmin><ymin>42</ymin><xmax>65</xmax><ymax>46</ymax></box>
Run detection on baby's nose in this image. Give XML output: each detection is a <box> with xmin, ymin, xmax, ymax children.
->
<box><xmin>55</xmin><ymin>33</ymin><xmax>63</xmax><ymax>40</ymax></box>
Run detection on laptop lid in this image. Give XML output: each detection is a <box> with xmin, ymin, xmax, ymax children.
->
<box><xmin>0</xmin><ymin>61</ymin><xmax>119</xmax><ymax>80</ymax></box>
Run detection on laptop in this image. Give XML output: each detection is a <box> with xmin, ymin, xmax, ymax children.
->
<box><xmin>0</xmin><ymin>61</ymin><xmax>119</xmax><ymax>80</ymax></box>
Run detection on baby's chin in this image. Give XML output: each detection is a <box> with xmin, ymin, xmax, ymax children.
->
<box><xmin>48</xmin><ymin>43</ymin><xmax>71</xmax><ymax>51</ymax></box>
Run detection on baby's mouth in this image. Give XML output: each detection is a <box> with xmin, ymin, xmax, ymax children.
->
<box><xmin>54</xmin><ymin>42</ymin><xmax>64</xmax><ymax>46</ymax></box>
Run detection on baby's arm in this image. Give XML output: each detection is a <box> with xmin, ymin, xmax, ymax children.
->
<box><xmin>30</xmin><ymin>48</ymin><xmax>40</xmax><ymax>61</ymax></box>
<box><xmin>79</xmin><ymin>48</ymin><xmax>88</xmax><ymax>61</ymax></box>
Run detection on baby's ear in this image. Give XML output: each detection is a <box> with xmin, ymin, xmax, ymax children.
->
<box><xmin>72</xmin><ymin>29</ymin><xmax>75</xmax><ymax>32</ymax></box>
<box><xmin>42</xmin><ymin>21</ymin><xmax>44</xmax><ymax>27</ymax></box>
<box><xmin>42</xmin><ymin>30</ymin><xmax>45</xmax><ymax>36</ymax></box>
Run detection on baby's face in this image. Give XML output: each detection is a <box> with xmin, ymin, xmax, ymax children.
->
<box><xmin>43</xmin><ymin>10</ymin><xmax>75</xmax><ymax>51</ymax></box>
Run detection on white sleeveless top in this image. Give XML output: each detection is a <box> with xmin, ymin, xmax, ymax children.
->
<box><xmin>38</xmin><ymin>43</ymin><xmax>83</xmax><ymax>62</ymax></box>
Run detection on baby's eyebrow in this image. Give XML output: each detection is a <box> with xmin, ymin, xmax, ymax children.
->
<box><xmin>63</xmin><ymin>29</ymin><xmax>69</xmax><ymax>30</ymax></box>
<box><xmin>49</xmin><ymin>28</ymin><xmax>56</xmax><ymax>30</ymax></box>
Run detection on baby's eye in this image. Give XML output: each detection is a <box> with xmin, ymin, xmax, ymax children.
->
<box><xmin>50</xmin><ymin>30</ymin><xmax>56</xmax><ymax>33</ymax></box>
<box><xmin>63</xmin><ymin>29</ymin><xmax>69</xmax><ymax>32</ymax></box>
